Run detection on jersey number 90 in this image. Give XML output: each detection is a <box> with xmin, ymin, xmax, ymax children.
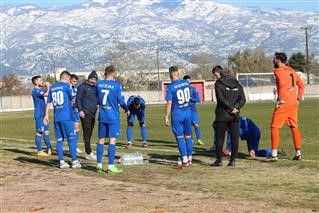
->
<box><xmin>52</xmin><ymin>91</ymin><xmax>64</xmax><ymax>106</ymax></box>
<box><xmin>176</xmin><ymin>87</ymin><xmax>190</xmax><ymax>105</ymax></box>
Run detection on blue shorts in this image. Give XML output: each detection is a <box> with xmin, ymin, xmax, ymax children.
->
<box><xmin>35</xmin><ymin>117</ymin><xmax>49</xmax><ymax>133</ymax></box>
<box><xmin>171</xmin><ymin>115</ymin><xmax>192</xmax><ymax>137</ymax></box>
<box><xmin>191</xmin><ymin>111</ymin><xmax>200</xmax><ymax>125</ymax></box>
<box><xmin>73</xmin><ymin>112</ymin><xmax>80</xmax><ymax>122</ymax></box>
<box><xmin>127</xmin><ymin>111</ymin><xmax>145</xmax><ymax>124</ymax></box>
<box><xmin>98</xmin><ymin>122</ymin><xmax>120</xmax><ymax>138</ymax></box>
<box><xmin>54</xmin><ymin>120</ymin><xmax>75</xmax><ymax>140</ymax></box>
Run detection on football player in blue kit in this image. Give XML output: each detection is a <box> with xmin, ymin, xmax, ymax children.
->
<box><xmin>31</xmin><ymin>76</ymin><xmax>52</xmax><ymax>156</ymax></box>
<box><xmin>70</xmin><ymin>74</ymin><xmax>82</xmax><ymax>154</ymax></box>
<box><xmin>165</xmin><ymin>66</ymin><xmax>193</xmax><ymax>167</ymax></box>
<box><xmin>126</xmin><ymin>95</ymin><xmax>148</xmax><ymax>148</ymax></box>
<box><xmin>95</xmin><ymin>65</ymin><xmax>129</xmax><ymax>173</ymax></box>
<box><xmin>183</xmin><ymin>75</ymin><xmax>204</xmax><ymax>145</ymax></box>
<box><xmin>44</xmin><ymin>71</ymin><xmax>81</xmax><ymax>169</ymax></box>
<box><xmin>212</xmin><ymin>116</ymin><xmax>272</xmax><ymax>157</ymax></box>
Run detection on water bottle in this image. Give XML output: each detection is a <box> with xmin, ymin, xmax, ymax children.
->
<box><xmin>120</xmin><ymin>152</ymin><xmax>144</xmax><ymax>165</ymax></box>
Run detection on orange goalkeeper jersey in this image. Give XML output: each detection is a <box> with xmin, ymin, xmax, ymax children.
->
<box><xmin>274</xmin><ymin>65</ymin><xmax>304</xmax><ymax>106</ymax></box>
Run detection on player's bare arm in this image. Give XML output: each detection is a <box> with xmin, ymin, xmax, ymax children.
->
<box><xmin>165</xmin><ymin>101</ymin><xmax>172</xmax><ymax>127</ymax></box>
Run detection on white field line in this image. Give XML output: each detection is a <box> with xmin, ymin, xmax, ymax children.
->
<box><xmin>1</xmin><ymin>137</ymin><xmax>319</xmax><ymax>163</ymax></box>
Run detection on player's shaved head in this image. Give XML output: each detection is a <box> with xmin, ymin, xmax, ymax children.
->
<box><xmin>60</xmin><ymin>70</ymin><xmax>71</xmax><ymax>80</ymax></box>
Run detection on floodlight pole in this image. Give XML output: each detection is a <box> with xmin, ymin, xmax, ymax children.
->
<box><xmin>301</xmin><ymin>26</ymin><xmax>312</xmax><ymax>84</ymax></box>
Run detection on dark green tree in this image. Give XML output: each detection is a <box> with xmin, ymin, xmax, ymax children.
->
<box><xmin>288</xmin><ymin>52</ymin><xmax>306</xmax><ymax>72</ymax></box>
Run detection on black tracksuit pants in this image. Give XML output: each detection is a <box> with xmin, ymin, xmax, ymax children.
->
<box><xmin>80</xmin><ymin>115</ymin><xmax>95</xmax><ymax>155</ymax></box>
<box><xmin>214</xmin><ymin>121</ymin><xmax>239</xmax><ymax>162</ymax></box>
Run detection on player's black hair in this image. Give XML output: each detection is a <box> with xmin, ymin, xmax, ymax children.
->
<box><xmin>31</xmin><ymin>75</ymin><xmax>41</xmax><ymax>85</ymax></box>
<box><xmin>183</xmin><ymin>75</ymin><xmax>191</xmax><ymax>80</ymax></box>
<box><xmin>60</xmin><ymin>70</ymin><xmax>71</xmax><ymax>80</ymax></box>
<box><xmin>132</xmin><ymin>97</ymin><xmax>141</xmax><ymax>110</ymax></box>
<box><xmin>71</xmin><ymin>74</ymin><xmax>79</xmax><ymax>80</ymax></box>
<box><xmin>274</xmin><ymin>52</ymin><xmax>287</xmax><ymax>63</ymax></box>
<box><xmin>169</xmin><ymin>66</ymin><xmax>179</xmax><ymax>73</ymax></box>
<box><xmin>70</xmin><ymin>74</ymin><xmax>79</xmax><ymax>80</ymax></box>
<box><xmin>212</xmin><ymin>65</ymin><xmax>223</xmax><ymax>74</ymax></box>
<box><xmin>105</xmin><ymin>65</ymin><xmax>116</xmax><ymax>76</ymax></box>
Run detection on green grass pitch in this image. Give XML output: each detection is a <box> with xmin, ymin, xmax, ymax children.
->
<box><xmin>1</xmin><ymin>100</ymin><xmax>318</xmax><ymax>210</ymax></box>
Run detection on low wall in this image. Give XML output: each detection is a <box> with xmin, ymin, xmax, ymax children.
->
<box><xmin>1</xmin><ymin>83</ymin><xmax>318</xmax><ymax>112</ymax></box>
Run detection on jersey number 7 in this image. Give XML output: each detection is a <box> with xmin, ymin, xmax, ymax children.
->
<box><xmin>101</xmin><ymin>89</ymin><xmax>110</xmax><ymax>105</ymax></box>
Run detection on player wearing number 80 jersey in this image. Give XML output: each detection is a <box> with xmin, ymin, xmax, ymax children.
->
<box><xmin>165</xmin><ymin>66</ymin><xmax>193</xmax><ymax>167</ymax></box>
<box><xmin>44</xmin><ymin>71</ymin><xmax>81</xmax><ymax>169</ymax></box>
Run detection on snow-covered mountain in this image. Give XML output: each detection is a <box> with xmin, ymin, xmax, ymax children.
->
<box><xmin>1</xmin><ymin>0</ymin><xmax>318</xmax><ymax>76</ymax></box>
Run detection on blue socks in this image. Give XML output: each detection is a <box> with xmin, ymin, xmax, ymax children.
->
<box><xmin>43</xmin><ymin>134</ymin><xmax>51</xmax><ymax>151</ymax></box>
<box><xmin>141</xmin><ymin>126</ymin><xmax>147</xmax><ymax>141</ymax></box>
<box><xmin>185</xmin><ymin>137</ymin><xmax>193</xmax><ymax>158</ymax></box>
<box><xmin>35</xmin><ymin>135</ymin><xmax>42</xmax><ymax>152</ymax></box>
<box><xmin>97</xmin><ymin>143</ymin><xmax>104</xmax><ymax>164</ymax></box>
<box><xmin>194</xmin><ymin>126</ymin><xmax>201</xmax><ymax>141</ymax></box>
<box><xmin>108</xmin><ymin>144</ymin><xmax>116</xmax><ymax>165</ymax></box>
<box><xmin>176</xmin><ymin>137</ymin><xmax>187</xmax><ymax>157</ymax></box>
<box><xmin>127</xmin><ymin>127</ymin><xmax>133</xmax><ymax>142</ymax></box>
<box><xmin>56</xmin><ymin>140</ymin><xmax>64</xmax><ymax>160</ymax></box>
<box><xmin>67</xmin><ymin>136</ymin><xmax>77</xmax><ymax>161</ymax></box>
<box><xmin>75</xmin><ymin>131</ymin><xmax>79</xmax><ymax>148</ymax></box>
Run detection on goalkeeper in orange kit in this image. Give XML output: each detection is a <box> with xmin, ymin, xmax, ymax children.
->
<box><xmin>267</xmin><ymin>52</ymin><xmax>305</xmax><ymax>161</ymax></box>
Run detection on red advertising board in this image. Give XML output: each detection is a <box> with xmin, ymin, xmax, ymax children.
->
<box><xmin>163</xmin><ymin>81</ymin><xmax>204</xmax><ymax>102</ymax></box>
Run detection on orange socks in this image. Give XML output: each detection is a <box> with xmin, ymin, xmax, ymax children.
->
<box><xmin>271</xmin><ymin>127</ymin><xmax>280</xmax><ymax>150</ymax></box>
<box><xmin>291</xmin><ymin>127</ymin><xmax>302</xmax><ymax>150</ymax></box>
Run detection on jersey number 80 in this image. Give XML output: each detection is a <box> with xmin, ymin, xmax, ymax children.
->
<box><xmin>52</xmin><ymin>91</ymin><xmax>64</xmax><ymax>106</ymax></box>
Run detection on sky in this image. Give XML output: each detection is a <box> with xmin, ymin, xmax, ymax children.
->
<box><xmin>2</xmin><ymin>0</ymin><xmax>319</xmax><ymax>12</ymax></box>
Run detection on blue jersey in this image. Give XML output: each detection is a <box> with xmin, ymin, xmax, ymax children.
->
<box><xmin>96</xmin><ymin>80</ymin><xmax>128</xmax><ymax>123</ymax></box>
<box><xmin>32</xmin><ymin>88</ymin><xmax>46</xmax><ymax>119</ymax></box>
<box><xmin>239</xmin><ymin>117</ymin><xmax>260</xmax><ymax>140</ymax></box>
<box><xmin>71</xmin><ymin>85</ymin><xmax>78</xmax><ymax>112</ymax></box>
<box><xmin>127</xmin><ymin>95</ymin><xmax>145</xmax><ymax>114</ymax></box>
<box><xmin>47</xmin><ymin>82</ymin><xmax>73</xmax><ymax>122</ymax></box>
<box><xmin>189</xmin><ymin>86</ymin><xmax>200</xmax><ymax>113</ymax></box>
<box><xmin>166</xmin><ymin>79</ymin><xmax>191</xmax><ymax>118</ymax></box>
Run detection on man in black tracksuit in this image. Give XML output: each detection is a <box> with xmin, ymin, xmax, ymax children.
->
<box><xmin>76</xmin><ymin>71</ymin><xmax>99</xmax><ymax>160</ymax></box>
<box><xmin>211</xmin><ymin>66</ymin><xmax>246</xmax><ymax>167</ymax></box>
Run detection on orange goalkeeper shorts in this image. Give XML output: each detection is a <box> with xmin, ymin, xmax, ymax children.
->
<box><xmin>271</xmin><ymin>104</ymin><xmax>299</xmax><ymax>128</ymax></box>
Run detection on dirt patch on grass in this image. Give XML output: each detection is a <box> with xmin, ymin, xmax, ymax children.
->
<box><xmin>1</xmin><ymin>163</ymin><xmax>311</xmax><ymax>213</ymax></box>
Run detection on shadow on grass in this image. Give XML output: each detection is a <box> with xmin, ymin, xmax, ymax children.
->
<box><xmin>14</xmin><ymin>156</ymin><xmax>58</xmax><ymax>167</ymax></box>
<box><xmin>3</xmin><ymin>148</ymin><xmax>35</xmax><ymax>156</ymax></box>
<box><xmin>148</xmin><ymin>153</ymin><xmax>209</xmax><ymax>167</ymax></box>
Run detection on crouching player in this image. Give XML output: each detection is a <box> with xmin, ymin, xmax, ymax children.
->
<box><xmin>44</xmin><ymin>71</ymin><xmax>81</xmax><ymax>169</ymax></box>
<box><xmin>31</xmin><ymin>76</ymin><xmax>52</xmax><ymax>156</ymax></box>
<box><xmin>212</xmin><ymin>117</ymin><xmax>272</xmax><ymax>157</ymax></box>
<box><xmin>165</xmin><ymin>66</ymin><xmax>193</xmax><ymax>167</ymax></box>
<box><xmin>96</xmin><ymin>65</ymin><xmax>129</xmax><ymax>173</ymax></box>
<box><xmin>183</xmin><ymin>75</ymin><xmax>204</xmax><ymax>145</ymax></box>
<box><xmin>70</xmin><ymin>74</ymin><xmax>82</xmax><ymax>153</ymax></box>
<box><xmin>126</xmin><ymin>95</ymin><xmax>148</xmax><ymax>148</ymax></box>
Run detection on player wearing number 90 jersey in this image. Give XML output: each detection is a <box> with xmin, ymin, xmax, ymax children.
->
<box><xmin>95</xmin><ymin>65</ymin><xmax>129</xmax><ymax>173</ymax></box>
<box><xmin>165</xmin><ymin>66</ymin><xmax>193</xmax><ymax>168</ymax></box>
<box><xmin>44</xmin><ymin>71</ymin><xmax>81</xmax><ymax>169</ymax></box>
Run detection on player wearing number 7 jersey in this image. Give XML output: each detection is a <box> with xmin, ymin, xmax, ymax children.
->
<box><xmin>267</xmin><ymin>52</ymin><xmax>305</xmax><ymax>162</ymax></box>
<box><xmin>44</xmin><ymin>71</ymin><xmax>81</xmax><ymax>169</ymax></box>
<box><xmin>165</xmin><ymin>66</ymin><xmax>193</xmax><ymax>168</ymax></box>
<box><xmin>95</xmin><ymin>65</ymin><xmax>129</xmax><ymax>173</ymax></box>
